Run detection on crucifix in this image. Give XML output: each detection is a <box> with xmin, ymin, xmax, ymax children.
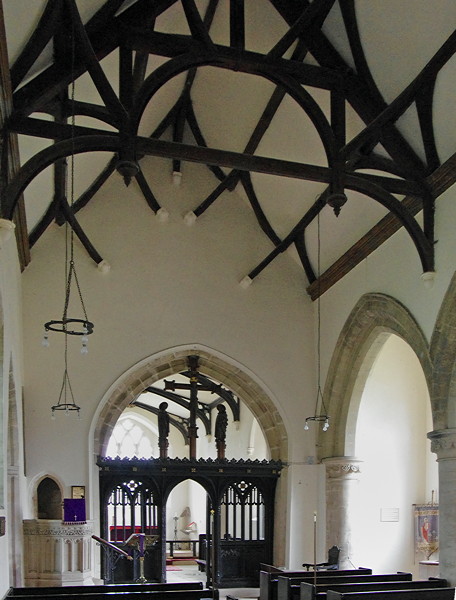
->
<box><xmin>164</xmin><ymin>355</ymin><xmax>214</xmax><ymax>459</ymax></box>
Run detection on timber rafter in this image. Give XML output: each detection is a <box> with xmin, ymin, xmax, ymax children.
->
<box><xmin>1</xmin><ymin>0</ymin><xmax>455</xmax><ymax>295</ymax></box>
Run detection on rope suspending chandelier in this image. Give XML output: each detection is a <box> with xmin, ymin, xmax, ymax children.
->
<box><xmin>42</xmin><ymin>16</ymin><xmax>94</xmax><ymax>417</ymax></box>
<box><xmin>305</xmin><ymin>209</ymin><xmax>329</xmax><ymax>432</ymax></box>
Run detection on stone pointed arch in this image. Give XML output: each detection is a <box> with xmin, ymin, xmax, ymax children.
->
<box><xmin>93</xmin><ymin>346</ymin><xmax>287</xmax><ymax>462</ymax></box>
<box><xmin>430</xmin><ymin>272</ymin><xmax>456</xmax><ymax>430</ymax></box>
<box><xmin>317</xmin><ymin>293</ymin><xmax>432</xmax><ymax>460</ymax></box>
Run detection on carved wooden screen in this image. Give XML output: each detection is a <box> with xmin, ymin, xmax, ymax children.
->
<box><xmin>98</xmin><ymin>457</ymin><xmax>281</xmax><ymax>586</ymax></box>
<box><xmin>218</xmin><ymin>480</ymin><xmax>267</xmax><ymax>586</ymax></box>
<box><xmin>101</xmin><ymin>477</ymin><xmax>161</xmax><ymax>583</ymax></box>
<box><xmin>107</xmin><ymin>478</ymin><xmax>158</xmax><ymax>543</ymax></box>
<box><xmin>220</xmin><ymin>480</ymin><xmax>264</xmax><ymax>540</ymax></box>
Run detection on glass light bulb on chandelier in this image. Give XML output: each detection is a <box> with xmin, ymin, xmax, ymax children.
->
<box><xmin>42</xmin><ymin>330</ymin><xmax>50</xmax><ymax>347</ymax></box>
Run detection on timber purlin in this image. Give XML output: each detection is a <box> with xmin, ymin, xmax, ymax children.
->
<box><xmin>300</xmin><ymin>580</ymin><xmax>449</xmax><ymax>600</ymax></box>
<box><xmin>277</xmin><ymin>574</ymin><xmax>415</xmax><ymax>600</ymax></box>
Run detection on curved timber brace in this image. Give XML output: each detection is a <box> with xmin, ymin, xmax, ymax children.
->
<box><xmin>3</xmin><ymin>0</ymin><xmax>451</xmax><ymax>296</ymax></box>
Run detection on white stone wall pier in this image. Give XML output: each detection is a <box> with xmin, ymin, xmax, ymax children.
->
<box><xmin>323</xmin><ymin>457</ymin><xmax>362</xmax><ymax>569</ymax></box>
<box><xmin>428</xmin><ymin>429</ymin><xmax>456</xmax><ymax>584</ymax></box>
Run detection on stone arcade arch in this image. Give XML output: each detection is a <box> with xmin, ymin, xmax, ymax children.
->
<box><xmin>318</xmin><ymin>293</ymin><xmax>432</xmax><ymax>461</ymax></box>
<box><xmin>316</xmin><ymin>293</ymin><xmax>432</xmax><ymax>568</ymax></box>
<box><xmin>92</xmin><ymin>346</ymin><xmax>289</xmax><ymax>570</ymax></box>
<box><xmin>429</xmin><ymin>272</ymin><xmax>456</xmax><ymax>431</ymax></box>
<box><xmin>427</xmin><ymin>272</ymin><xmax>456</xmax><ymax>584</ymax></box>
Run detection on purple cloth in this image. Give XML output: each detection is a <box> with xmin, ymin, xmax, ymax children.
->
<box><xmin>63</xmin><ymin>498</ymin><xmax>86</xmax><ymax>523</ymax></box>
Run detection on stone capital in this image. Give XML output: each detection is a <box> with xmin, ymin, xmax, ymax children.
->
<box><xmin>23</xmin><ymin>519</ymin><xmax>93</xmax><ymax>538</ymax></box>
<box><xmin>428</xmin><ymin>428</ymin><xmax>456</xmax><ymax>460</ymax></box>
<box><xmin>322</xmin><ymin>456</ymin><xmax>362</xmax><ymax>480</ymax></box>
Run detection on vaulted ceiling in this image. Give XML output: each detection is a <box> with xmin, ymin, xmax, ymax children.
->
<box><xmin>1</xmin><ymin>0</ymin><xmax>455</xmax><ymax>298</ymax></box>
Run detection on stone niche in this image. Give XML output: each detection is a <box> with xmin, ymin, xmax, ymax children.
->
<box><xmin>23</xmin><ymin>519</ymin><xmax>93</xmax><ymax>586</ymax></box>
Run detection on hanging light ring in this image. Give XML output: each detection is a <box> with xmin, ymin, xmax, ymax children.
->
<box><xmin>305</xmin><ymin>415</ymin><xmax>329</xmax><ymax>424</ymax></box>
<box><xmin>51</xmin><ymin>403</ymin><xmax>80</xmax><ymax>414</ymax></box>
<box><xmin>44</xmin><ymin>318</ymin><xmax>94</xmax><ymax>336</ymax></box>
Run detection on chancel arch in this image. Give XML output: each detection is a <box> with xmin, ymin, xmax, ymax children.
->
<box><xmin>93</xmin><ymin>346</ymin><xmax>287</xmax><ymax>462</ymax></box>
<box><xmin>93</xmin><ymin>346</ymin><xmax>287</xmax><ymax>584</ymax></box>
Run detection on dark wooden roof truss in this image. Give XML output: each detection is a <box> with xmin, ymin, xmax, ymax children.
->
<box><xmin>1</xmin><ymin>0</ymin><xmax>455</xmax><ymax>296</ymax></box>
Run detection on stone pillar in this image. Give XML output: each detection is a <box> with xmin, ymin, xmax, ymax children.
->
<box><xmin>323</xmin><ymin>457</ymin><xmax>362</xmax><ymax>569</ymax></box>
<box><xmin>428</xmin><ymin>428</ymin><xmax>456</xmax><ymax>585</ymax></box>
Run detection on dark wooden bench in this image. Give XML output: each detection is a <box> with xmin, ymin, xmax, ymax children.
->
<box><xmin>277</xmin><ymin>573</ymin><xmax>414</xmax><ymax>600</ymax></box>
<box><xmin>261</xmin><ymin>564</ymin><xmax>292</xmax><ymax>573</ymax></box>
<box><xmin>260</xmin><ymin>569</ymin><xmax>373</xmax><ymax>600</ymax></box>
<box><xmin>9</xmin><ymin>583</ymin><xmax>204</xmax><ymax>596</ymax></box>
<box><xmin>195</xmin><ymin>558</ymin><xmax>207</xmax><ymax>572</ymax></box>
<box><xmin>301</xmin><ymin>580</ymin><xmax>449</xmax><ymax>600</ymax></box>
<box><xmin>326</xmin><ymin>589</ymin><xmax>455</xmax><ymax>600</ymax></box>
<box><xmin>8</xmin><ymin>589</ymin><xmax>213</xmax><ymax>600</ymax></box>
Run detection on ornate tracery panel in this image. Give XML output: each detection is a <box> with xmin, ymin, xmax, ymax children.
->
<box><xmin>220</xmin><ymin>481</ymin><xmax>265</xmax><ymax>541</ymax></box>
<box><xmin>100</xmin><ymin>476</ymin><xmax>161</xmax><ymax>582</ymax></box>
<box><xmin>107</xmin><ymin>479</ymin><xmax>158</xmax><ymax>543</ymax></box>
<box><xmin>98</xmin><ymin>457</ymin><xmax>281</xmax><ymax>587</ymax></box>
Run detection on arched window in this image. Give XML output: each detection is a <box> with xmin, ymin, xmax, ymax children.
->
<box><xmin>106</xmin><ymin>416</ymin><xmax>154</xmax><ymax>458</ymax></box>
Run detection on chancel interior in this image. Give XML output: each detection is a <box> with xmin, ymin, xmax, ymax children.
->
<box><xmin>1</xmin><ymin>0</ymin><xmax>456</xmax><ymax>597</ymax></box>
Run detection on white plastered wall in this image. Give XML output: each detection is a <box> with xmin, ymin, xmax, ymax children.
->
<box><xmin>352</xmin><ymin>334</ymin><xmax>437</xmax><ymax>575</ymax></box>
<box><xmin>13</xmin><ymin>149</ymin><xmax>456</xmax><ymax>581</ymax></box>
<box><xmin>20</xmin><ymin>158</ymin><xmax>318</xmax><ymax>569</ymax></box>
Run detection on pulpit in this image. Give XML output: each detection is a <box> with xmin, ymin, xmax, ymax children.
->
<box><xmin>23</xmin><ymin>519</ymin><xmax>93</xmax><ymax>586</ymax></box>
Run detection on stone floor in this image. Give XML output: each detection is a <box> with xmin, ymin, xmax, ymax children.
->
<box><xmin>166</xmin><ymin>562</ymin><xmax>259</xmax><ymax>600</ymax></box>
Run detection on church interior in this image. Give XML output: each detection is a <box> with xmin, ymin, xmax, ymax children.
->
<box><xmin>0</xmin><ymin>0</ymin><xmax>456</xmax><ymax>596</ymax></box>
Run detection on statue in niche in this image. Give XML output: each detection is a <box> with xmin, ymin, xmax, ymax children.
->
<box><xmin>158</xmin><ymin>402</ymin><xmax>170</xmax><ymax>458</ymax></box>
<box><xmin>215</xmin><ymin>404</ymin><xmax>228</xmax><ymax>459</ymax></box>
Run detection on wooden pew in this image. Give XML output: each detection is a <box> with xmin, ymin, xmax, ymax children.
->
<box><xmin>325</xmin><ymin>589</ymin><xmax>455</xmax><ymax>600</ymax></box>
<box><xmin>260</xmin><ymin>568</ymin><xmax>373</xmax><ymax>600</ymax></box>
<box><xmin>9</xmin><ymin>583</ymin><xmax>204</xmax><ymax>596</ymax></box>
<box><xmin>277</xmin><ymin>573</ymin><xmax>414</xmax><ymax>600</ymax></box>
<box><xmin>301</xmin><ymin>580</ymin><xmax>449</xmax><ymax>600</ymax></box>
<box><xmin>8</xmin><ymin>589</ymin><xmax>213</xmax><ymax>600</ymax></box>
<box><xmin>261</xmin><ymin>563</ymin><xmax>286</xmax><ymax>573</ymax></box>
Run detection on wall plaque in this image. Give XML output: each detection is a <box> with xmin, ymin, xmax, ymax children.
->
<box><xmin>380</xmin><ymin>507</ymin><xmax>399</xmax><ymax>522</ymax></box>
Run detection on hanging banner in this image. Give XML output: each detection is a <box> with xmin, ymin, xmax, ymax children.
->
<box><xmin>414</xmin><ymin>504</ymin><xmax>438</xmax><ymax>559</ymax></box>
